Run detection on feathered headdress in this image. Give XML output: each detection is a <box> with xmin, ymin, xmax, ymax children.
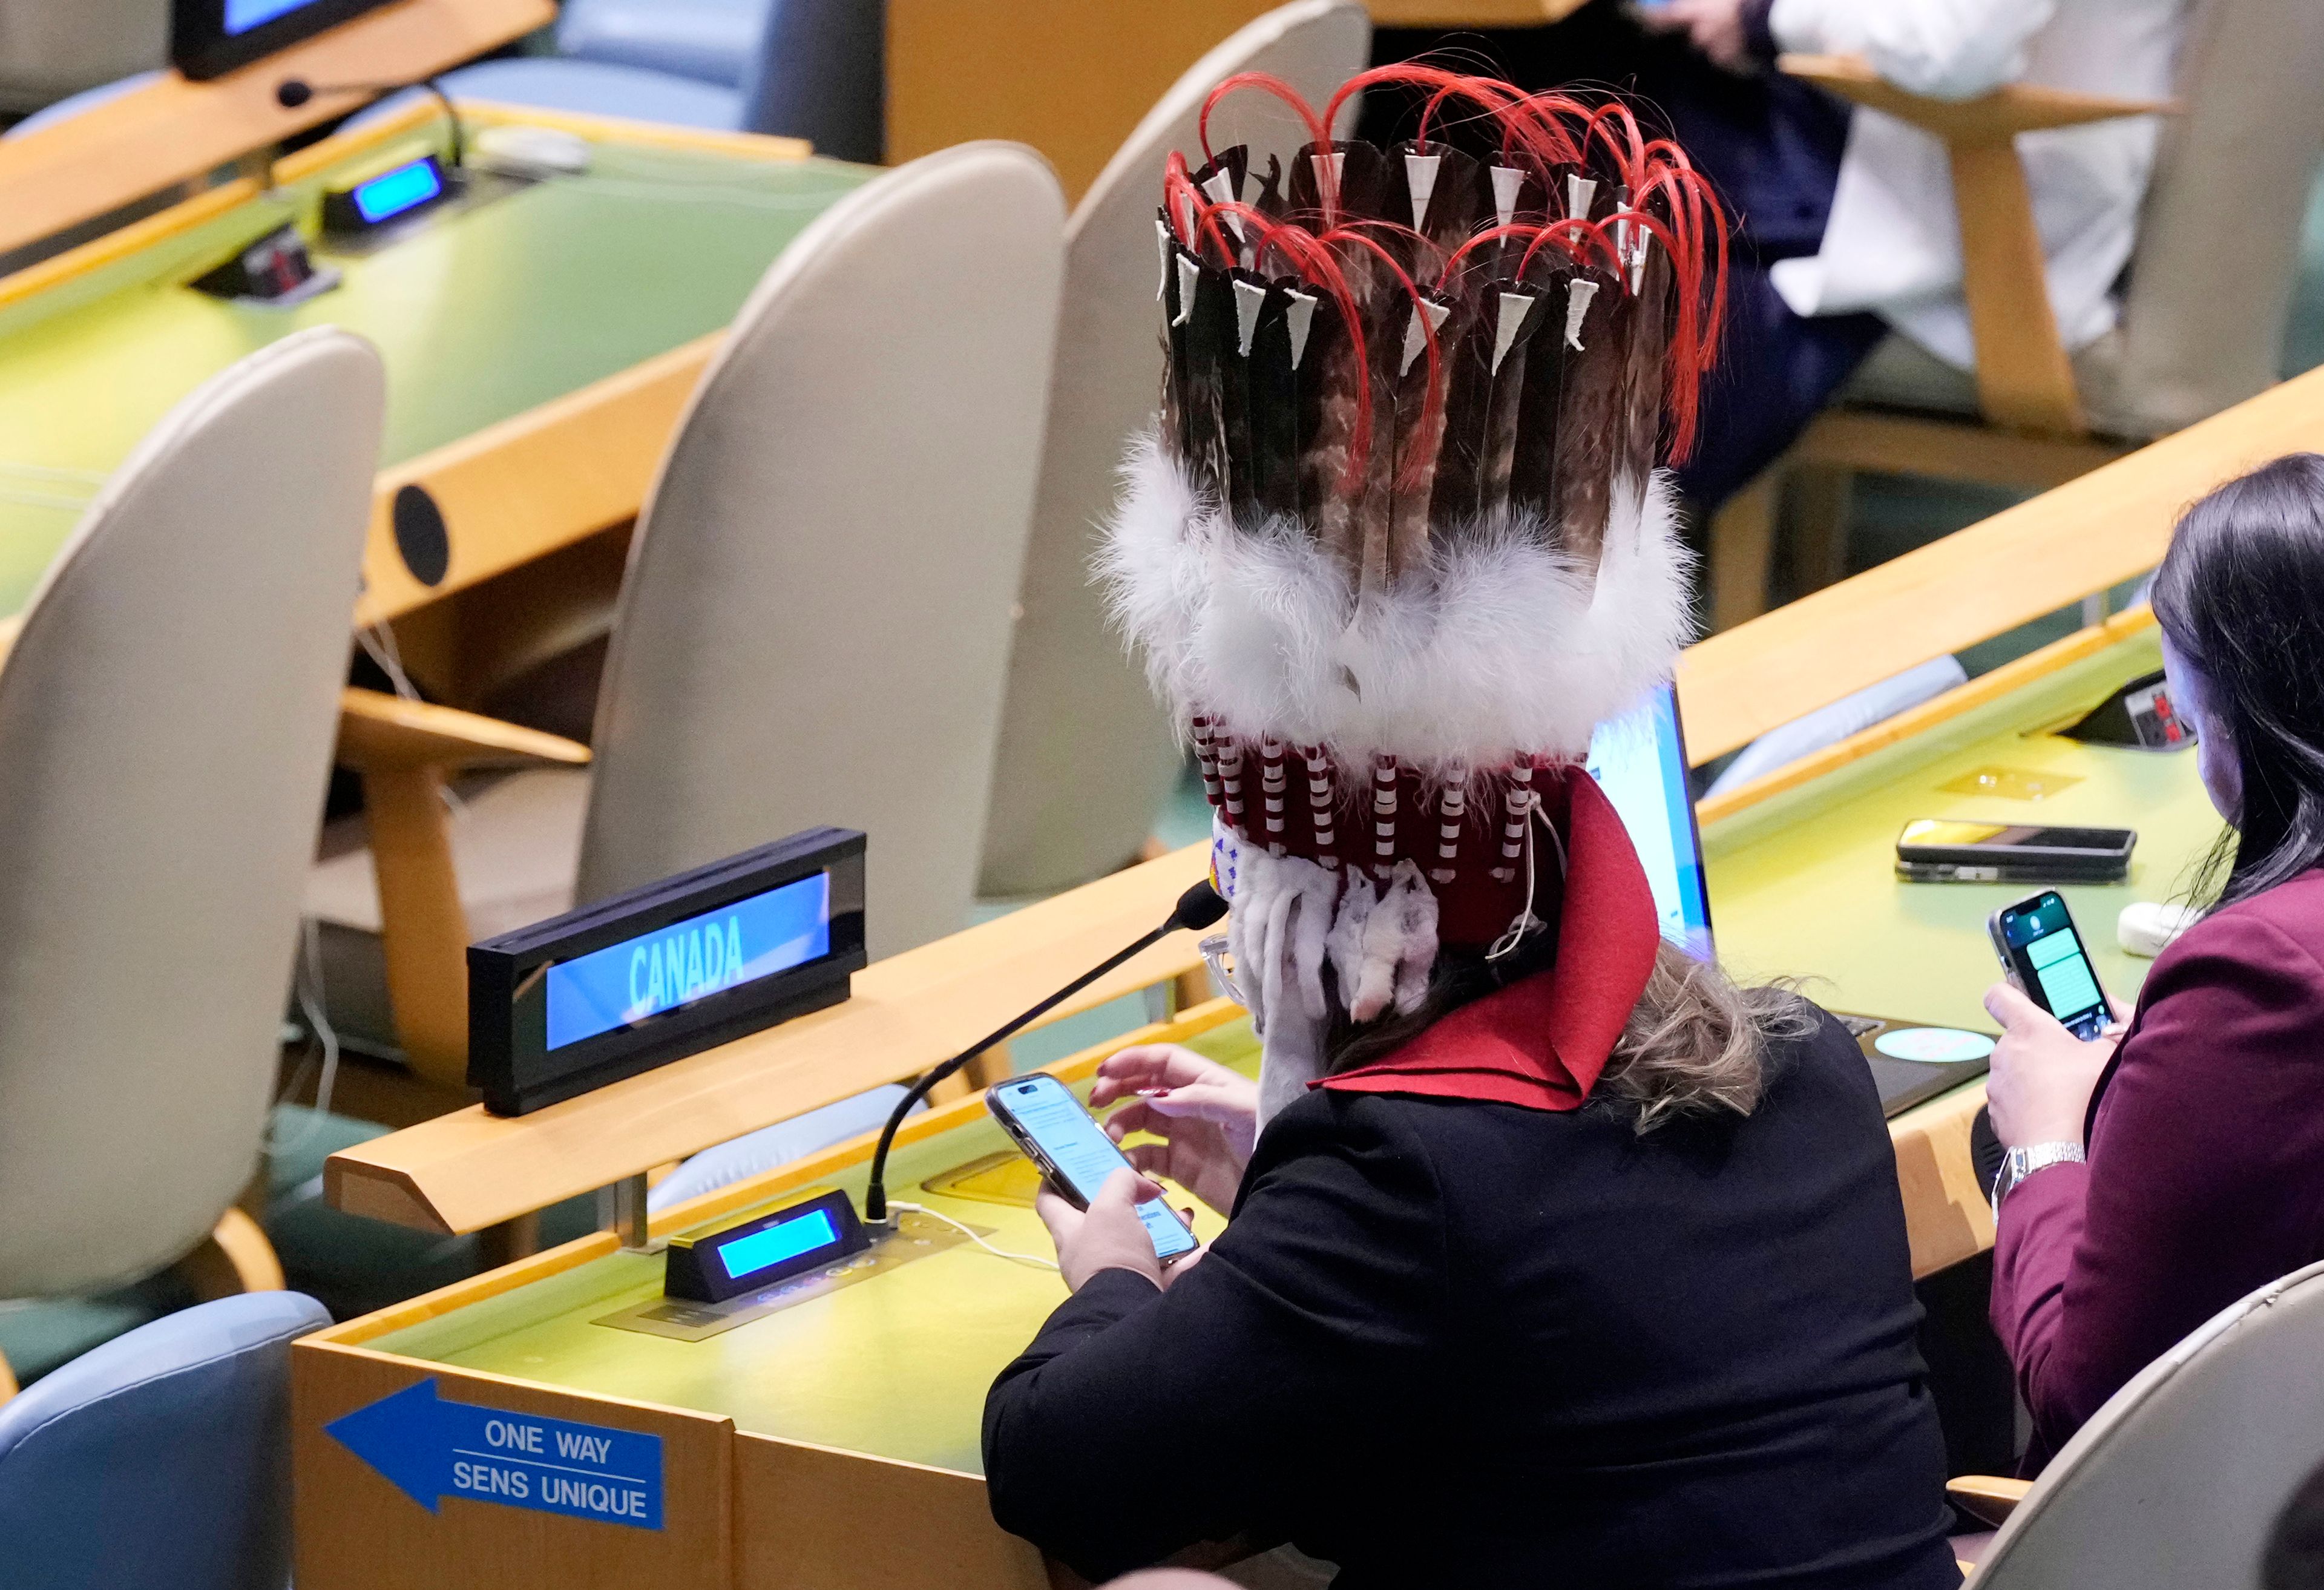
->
<box><xmin>1102</xmin><ymin>67</ymin><xmax>1729</xmax><ymax>1117</ymax></box>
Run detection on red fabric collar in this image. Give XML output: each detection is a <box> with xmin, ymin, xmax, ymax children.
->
<box><xmin>1316</xmin><ymin>769</ymin><xmax>1661</xmax><ymax>1112</ymax></box>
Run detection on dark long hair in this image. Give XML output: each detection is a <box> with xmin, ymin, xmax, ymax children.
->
<box><xmin>2151</xmin><ymin>452</ymin><xmax>2324</xmax><ymax>908</ymax></box>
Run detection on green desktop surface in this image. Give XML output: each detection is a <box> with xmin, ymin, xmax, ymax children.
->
<box><xmin>370</xmin><ymin>1022</ymin><xmax>1260</xmax><ymax>1477</ymax></box>
<box><xmin>1702</xmin><ymin>626</ymin><xmax>2209</xmax><ymax>1031</ymax></box>
<box><xmin>0</xmin><ymin>137</ymin><xmax>870</xmax><ymax>618</ymax></box>
<box><xmin>351</xmin><ymin>626</ymin><xmax>2206</xmax><ymax>1479</ymax></box>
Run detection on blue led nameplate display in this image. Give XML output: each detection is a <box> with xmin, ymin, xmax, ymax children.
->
<box><xmin>352</xmin><ymin>158</ymin><xmax>445</xmax><ymax>223</ymax></box>
<box><xmin>545</xmin><ymin>871</ymin><xmax>830</xmax><ymax>1051</ymax></box>
<box><xmin>665</xmin><ymin>1189</ymin><xmax>869</xmax><ymax>1303</ymax></box>
<box><xmin>468</xmin><ymin>827</ymin><xmax>865</xmax><ymax>1115</ymax></box>
<box><xmin>321</xmin><ymin>153</ymin><xmax>453</xmax><ymax>237</ymax></box>
<box><xmin>717</xmin><ymin>1208</ymin><xmax>839</xmax><ymax>1281</ymax></box>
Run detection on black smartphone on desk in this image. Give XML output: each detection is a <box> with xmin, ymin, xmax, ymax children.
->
<box><xmin>1897</xmin><ymin>820</ymin><xmax>2134</xmax><ymax>883</ymax></box>
<box><xmin>988</xmin><ymin>1074</ymin><xmax>1200</xmax><ymax>1264</ymax></box>
<box><xmin>1989</xmin><ymin>890</ymin><xmax>2114</xmax><ymax>1040</ymax></box>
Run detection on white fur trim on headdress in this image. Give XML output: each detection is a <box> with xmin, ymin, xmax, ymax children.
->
<box><xmin>1098</xmin><ymin>435</ymin><xmax>1695</xmax><ymax>770</ymax></box>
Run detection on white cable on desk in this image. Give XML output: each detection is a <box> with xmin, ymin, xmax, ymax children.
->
<box><xmin>890</xmin><ymin>1202</ymin><xmax>1059</xmax><ymax>1271</ymax></box>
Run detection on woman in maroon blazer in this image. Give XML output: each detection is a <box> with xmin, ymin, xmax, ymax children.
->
<box><xmin>1985</xmin><ymin>452</ymin><xmax>2324</xmax><ymax>1465</ymax></box>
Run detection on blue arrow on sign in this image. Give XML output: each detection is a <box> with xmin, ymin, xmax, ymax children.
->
<box><xmin>326</xmin><ymin>1379</ymin><xmax>664</xmax><ymax>1530</ymax></box>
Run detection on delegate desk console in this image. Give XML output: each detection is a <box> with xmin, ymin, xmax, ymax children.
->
<box><xmin>0</xmin><ymin>97</ymin><xmax>867</xmax><ymax>666</ymax></box>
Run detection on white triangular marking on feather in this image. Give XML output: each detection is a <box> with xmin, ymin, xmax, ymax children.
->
<box><xmin>1489</xmin><ymin>165</ymin><xmax>1525</xmax><ymax>229</ymax></box>
<box><xmin>1173</xmin><ymin>254</ymin><xmax>1201</xmax><ymax>328</ymax></box>
<box><xmin>1311</xmin><ymin>150</ymin><xmax>1347</xmax><ymax>206</ymax></box>
<box><xmin>1491</xmin><ymin>292</ymin><xmax>1535</xmax><ymax>374</ymax></box>
<box><xmin>1627</xmin><ymin>231</ymin><xmax>1651</xmax><ymax>293</ymax></box>
<box><xmin>1403</xmin><ymin>152</ymin><xmax>1441</xmax><ymax>231</ymax></box>
<box><xmin>1563</xmin><ymin>278</ymin><xmax>1600</xmax><ymax>351</ymax></box>
<box><xmin>1284</xmin><ymin>290</ymin><xmax>1318</xmax><ymax>370</ymax></box>
<box><xmin>1232</xmin><ymin>278</ymin><xmax>1268</xmax><ymax>356</ymax></box>
<box><xmin>1399</xmin><ymin>297</ymin><xmax>1452</xmax><ymax>376</ymax></box>
<box><xmin>1566</xmin><ymin>174</ymin><xmax>1597</xmax><ymax>221</ymax></box>
<box><xmin>1155</xmin><ymin>217</ymin><xmax>1173</xmax><ymax>303</ymax></box>
<box><xmin>1201</xmin><ymin>168</ymin><xmax>1245</xmax><ymax>244</ymax></box>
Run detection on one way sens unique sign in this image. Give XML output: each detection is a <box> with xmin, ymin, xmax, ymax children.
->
<box><xmin>326</xmin><ymin>1379</ymin><xmax>664</xmax><ymax>1529</ymax></box>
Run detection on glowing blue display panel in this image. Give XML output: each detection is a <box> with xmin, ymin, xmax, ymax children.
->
<box><xmin>351</xmin><ymin>159</ymin><xmax>445</xmax><ymax>225</ymax></box>
<box><xmin>545</xmin><ymin>872</ymin><xmax>832</xmax><ymax>1051</ymax></box>
<box><xmin>714</xmin><ymin>1208</ymin><xmax>841</xmax><ymax>1282</ymax></box>
<box><xmin>1586</xmin><ymin>685</ymin><xmax>1714</xmax><ymax>959</ymax></box>
<box><xmin>225</xmin><ymin>0</ymin><xmax>321</xmax><ymax>34</ymax></box>
<box><xmin>2001</xmin><ymin>895</ymin><xmax>2109</xmax><ymax>1030</ymax></box>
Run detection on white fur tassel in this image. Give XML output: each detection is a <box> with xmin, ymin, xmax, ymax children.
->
<box><xmin>1098</xmin><ymin>435</ymin><xmax>1695</xmax><ymax>770</ymax></box>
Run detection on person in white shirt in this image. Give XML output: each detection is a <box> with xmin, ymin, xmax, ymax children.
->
<box><xmin>1365</xmin><ymin>0</ymin><xmax>2186</xmax><ymax>511</ymax></box>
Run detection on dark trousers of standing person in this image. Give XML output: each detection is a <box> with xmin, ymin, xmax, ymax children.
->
<box><xmin>1365</xmin><ymin>2</ymin><xmax>1889</xmax><ymax>513</ymax></box>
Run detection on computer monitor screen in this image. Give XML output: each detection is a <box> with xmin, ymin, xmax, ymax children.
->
<box><xmin>225</xmin><ymin>0</ymin><xmax>317</xmax><ymax>33</ymax></box>
<box><xmin>172</xmin><ymin>0</ymin><xmax>396</xmax><ymax>80</ymax></box>
<box><xmin>1585</xmin><ymin>685</ymin><xmax>1713</xmax><ymax>959</ymax></box>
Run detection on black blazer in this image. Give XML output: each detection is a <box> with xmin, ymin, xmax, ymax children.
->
<box><xmin>983</xmin><ymin>1007</ymin><xmax>1958</xmax><ymax>1589</ymax></box>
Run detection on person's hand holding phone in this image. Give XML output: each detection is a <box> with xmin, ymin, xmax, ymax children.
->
<box><xmin>1036</xmin><ymin>1169</ymin><xmax>1201</xmax><ymax>1293</ymax></box>
<box><xmin>1983</xmin><ymin>982</ymin><xmax>2130</xmax><ymax>1148</ymax></box>
<box><xmin>1092</xmin><ymin>1044</ymin><xmax>1258</xmax><ymax>1217</ymax></box>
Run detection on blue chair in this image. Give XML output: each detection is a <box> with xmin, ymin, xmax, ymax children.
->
<box><xmin>556</xmin><ymin>0</ymin><xmax>770</xmax><ymax>88</ymax></box>
<box><xmin>1</xmin><ymin>69</ymin><xmax>162</xmax><ymax>140</ymax></box>
<box><xmin>1705</xmin><ymin>654</ymin><xmax>1971</xmax><ymax>798</ymax></box>
<box><xmin>648</xmin><ymin>1085</ymin><xmax>919</xmax><ymax>1214</ymax></box>
<box><xmin>0</xmin><ymin>1291</ymin><xmax>328</xmax><ymax>1590</ymax></box>
<box><xmin>367</xmin><ymin>0</ymin><xmax>884</xmax><ymax>162</ymax></box>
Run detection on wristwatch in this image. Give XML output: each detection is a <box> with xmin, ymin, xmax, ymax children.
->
<box><xmin>1991</xmin><ymin>1141</ymin><xmax>2086</xmax><ymax>1219</ymax></box>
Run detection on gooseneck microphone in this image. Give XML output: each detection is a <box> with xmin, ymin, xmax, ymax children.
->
<box><xmin>276</xmin><ymin>75</ymin><xmax>465</xmax><ymax>169</ymax></box>
<box><xmin>861</xmin><ymin>878</ymin><xmax>1227</xmax><ymax>1226</ymax></box>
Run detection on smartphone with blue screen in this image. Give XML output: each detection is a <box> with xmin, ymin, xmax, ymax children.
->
<box><xmin>1989</xmin><ymin>890</ymin><xmax>2113</xmax><ymax>1040</ymax></box>
<box><xmin>987</xmin><ymin>1074</ymin><xmax>1200</xmax><ymax>1264</ymax></box>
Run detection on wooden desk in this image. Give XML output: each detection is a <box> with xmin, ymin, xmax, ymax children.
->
<box><xmin>0</xmin><ymin>101</ymin><xmax>855</xmax><ymax>665</ymax></box>
<box><xmin>1676</xmin><ymin>362</ymin><xmax>2324</xmax><ymax>765</ymax></box>
<box><xmin>1701</xmin><ymin>607</ymin><xmax>2201</xmax><ymax>1273</ymax></box>
<box><xmin>0</xmin><ymin>0</ymin><xmax>553</xmax><ymax>263</ymax></box>
<box><xmin>295</xmin><ymin>993</ymin><xmax>2035</xmax><ymax>1586</ymax></box>
<box><xmin>295</xmin><ymin>602</ymin><xmax>2205</xmax><ymax>1586</ymax></box>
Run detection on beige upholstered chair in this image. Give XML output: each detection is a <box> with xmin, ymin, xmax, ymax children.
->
<box><xmin>0</xmin><ymin>0</ymin><xmax>165</xmax><ymax>114</ymax></box>
<box><xmin>979</xmin><ymin>0</ymin><xmax>1370</xmax><ymax>901</ymax></box>
<box><xmin>1713</xmin><ymin>0</ymin><xmax>2324</xmax><ymax>626</ymax></box>
<box><xmin>307</xmin><ymin>143</ymin><xmax>1069</xmax><ymax>1096</ymax></box>
<box><xmin>1947</xmin><ymin>1259</ymin><xmax>2324</xmax><ymax>1588</ymax></box>
<box><xmin>0</xmin><ymin>330</ymin><xmax>382</xmax><ymax>1340</ymax></box>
